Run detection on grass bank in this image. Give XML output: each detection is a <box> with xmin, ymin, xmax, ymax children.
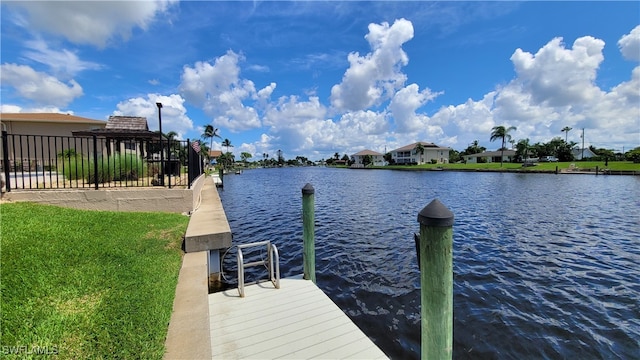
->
<box><xmin>373</xmin><ymin>161</ymin><xmax>640</xmax><ymax>172</ymax></box>
<box><xmin>0</xmin><ymin>203</ymin><xmax>189</xmax><ymax>359</ymax></box>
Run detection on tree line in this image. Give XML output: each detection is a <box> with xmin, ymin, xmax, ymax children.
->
<box><xmin>190</xmin><ymin>123</ymin><xmax>639</xmax><ymax>169</ymax></box>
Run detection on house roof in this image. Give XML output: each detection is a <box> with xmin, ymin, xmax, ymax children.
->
<box><xmin>209</xmin><ymin>150</ymin><xmax>223</xmax><ymax>158</ymax></box>
<box><xmin>352</xmin><ymin>149</ymin><xmax>383</xmax><ymax>156</ymax></box>
<box><xmin>391</xmin><ymin>142</ymin><xmax>449</xmax><ymax>152</ymax></box>
<box><xmin>571</xmin><ymin>148</ymin><xmax>596</xmax><ymax>158</ymax></box>
<box><xmin>464</xmin><ymin>150</ymin><xmax>516</xmax><ymax>158</ymax></box>
<box><xmin>72</xmin><ymin>116</ymin><xmax>157</xmax><ymax>139</ymax></box>
<box><xmin>0</xmin><ymin>112</ymin><xmax>106</xmax><ymax>125</ymax></box>
<box><xmin>106</xmin><ymin>116</ymin><xmax>148</xmax><ymax>131</ymax></box>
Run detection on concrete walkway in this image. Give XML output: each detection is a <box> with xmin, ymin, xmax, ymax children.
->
<box><xmin>165</xmin><ymin>175</ymin><xmax>231</xmax><ymax>359</ymax></box>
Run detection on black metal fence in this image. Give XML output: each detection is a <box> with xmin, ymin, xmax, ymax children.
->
<box><xmin>1</xmin><ymin>131</ymin><xmax>204</xmax><ymax>191</ymax></box>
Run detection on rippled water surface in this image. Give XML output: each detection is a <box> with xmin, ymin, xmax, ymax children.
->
<box><xmin>217</xmin><ymin>167</ymin><xmax>640</xmax><ymax>359</ymax></box>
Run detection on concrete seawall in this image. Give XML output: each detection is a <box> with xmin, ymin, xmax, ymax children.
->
<box><xmin>4</xmin><ymin>186</ymin><xmax>195</xmax><ymax>213</ymax></box>
<box><xmin>165</xmin><ymin>175</ymin><xmax>231</xmax><ymax>359</ymax></box>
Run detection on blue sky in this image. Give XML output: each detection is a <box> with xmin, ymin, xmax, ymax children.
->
<box><xmin>1</xmin><ymin>1</ymin><xmax>639</xmax><ymax>160</ymax></box>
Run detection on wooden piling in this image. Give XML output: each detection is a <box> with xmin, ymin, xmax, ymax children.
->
<box><xmin>417</xmin><ymin>199</ymin><xmax>454</xmax><ymax>360</ymax></box>
<box><xmin>302</xmin><ymin>183</ymin><xmax>316</xmax><ymax>283</ymax></box>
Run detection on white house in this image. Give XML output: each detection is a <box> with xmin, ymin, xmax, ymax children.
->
<box><xmin>571</xmin><ymin>147</ymin><xmax>597</xmax><ymax>160</ymax></box>
<box><xmin>390</xmin><ymin>142</ymin><xmax>450</xmax><ymax>164</ymax></box>
<box><xmin>463</xmin><ymin>150</ymin><xmax>516</xmax><ymax>164</ymax></box>
<box><xmin>351</xmin><ymin>149</ymin><xmax>386</xmax><ymax>167</ymax></box>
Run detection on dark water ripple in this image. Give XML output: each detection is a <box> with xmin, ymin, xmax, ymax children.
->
<box><xmin>218</xmin><ymin>168</ymin><xmax>640</xmax><ymax>359</ymax></box>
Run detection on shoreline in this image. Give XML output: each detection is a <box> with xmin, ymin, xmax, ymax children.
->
<box><xmin>342</xmin><ymin>166</ymin><xmax>639</xmax><ymax>176</ymax></box>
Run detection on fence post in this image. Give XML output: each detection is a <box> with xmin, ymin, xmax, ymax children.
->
<box><xmin>2</xmin><ymin>131</ymin><xmax>10</xmax><ymax>193</ymax></box>
<box><xmin>302</xmin><ymin>183</ymin><xmax>316</xmax><ymax>283</ymax></box>
<box><xmin>167</xmin><ymin>138</ymin><xmax>172</xmax><ymax>189</ymax></box>
<box><xmin>417</xmin><ymin>199</ymin><xmax>454</xmax><ymax>360</ymax></box>
<box><xmin>92</xmin><ymin>135</ymin><xmax>99</xmax><ymax>190</ymax></box>
<box><xmin>1</xmin><ymin>131</ymin><xmax>9</xmax><ymax>193</ymax></box>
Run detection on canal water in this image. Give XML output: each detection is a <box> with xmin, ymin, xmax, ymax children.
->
<box><xmin>217</xmin><ymin>167</ymin><xmax>640</xmax><ymax>359</ymax></box>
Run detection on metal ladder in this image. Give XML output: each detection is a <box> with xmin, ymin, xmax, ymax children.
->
<box><xmin>237</xmin><ymin>241</ymin><xmax>280</xmax><ymax>297</ymax></box>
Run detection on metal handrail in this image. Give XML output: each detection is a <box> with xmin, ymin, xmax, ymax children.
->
<box><xmin>237</xmin><ymin>241</ymin><xmax>280</xmax><ymax>297</ymax></box>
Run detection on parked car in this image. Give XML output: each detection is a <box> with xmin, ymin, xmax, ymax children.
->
<box><xmin>539</xmin><ymin>156</ymin><xmax>558</xmax><ymax>162</ymax></box>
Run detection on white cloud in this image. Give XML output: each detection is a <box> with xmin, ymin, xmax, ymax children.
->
<box><xmin>618</xmin><ymin>25</ymin><xmax>640</xmax><ymax>62</ymax></box>
<box><xmin>428</xmin><ymin>31</ymin><xmax>639</xmax><ymax>152</ymax></box>
<box><xmin>432</xmin><ymin>92</ymin><xmax>496</xmax><ymax>136</ymax></box>
<box><xmin>7</xmin><ymin>1</ymin><xmax>175</xmax><ymax>48</ymax></box>
<box><xmin>179</xmin><ymin>50</ymin><xmax>262</xmax><ymax>132</ymax></box>
<box><xmin>256</xmin><ymin>82</ymin><xmax>277</xmax><ymax>102</ymax></box>
<box><xmin>113</xmin><ymin>93</ymin><xmax>194</xmax><ymax>139</ymax></box>
<box><xmin>337</xmin><ymin>110</ymin><xmax>388</xmax><ymax>136</ymax></box>
<box><xmin>388</xmin><ymin>83</ymin><xmax>440</xmax><ymax>133</ymax></box>
<box><xmin>581</xmin><ymin>66</ymin><xmax>640</xmax><ymax>141</ymax></box>
<box><xmin>23</xmin><ymin>39</ymin><xmax>102</xmax><ymax>78</ymax></box>
<box><xmin>0</xmin><ymin>104</ymin><xmax>23</xmax><ymax>113</ymax></box>
<box><xmin>0</xmin><ymin>104</ymin><xmax>75</xmax><ymax>114</ymax></box>
<box><xmin>247</xmin><ymin>64</ymin><xmax>270</xmax><ymax>73</ymax></box>
<box><xmin>510</xmin><ymin>36</ymin><xmax>605</xmax><ymax>108</ymax></box>
<box><xmin>0</xmin><ymin>63</ymin><xmax>83</xmax><ymax>107</ymax></box>
<box><xmin>263</xmin><ymin>96</ymin><xmax>326</xmax><ymax>127</ymax></box>
<box><xmin>330</xmin><ymin>18</ymin><xmax>413</xmax><ymax>111</ymax></box>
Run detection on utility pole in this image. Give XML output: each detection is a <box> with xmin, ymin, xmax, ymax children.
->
<box><xmin>581</xmin><ymin>128</ymin><xmax>585</xmax><ymax>160</ymax></box>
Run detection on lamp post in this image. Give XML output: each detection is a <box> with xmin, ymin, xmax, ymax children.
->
<box><xmin>156</xmin><ymin>102</ymin><xmax>164</xmax><ymax>186</ymax></box>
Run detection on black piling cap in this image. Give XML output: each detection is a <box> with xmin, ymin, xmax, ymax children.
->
<box><xmin>302</xmin><ymin>183</ymin><xmax>315</xmax><ymax>195</ymax></box>
<box><xmin>417</xmin><ymin>199</ymin><xmax>454</xmax><ymax>227</ymax></box>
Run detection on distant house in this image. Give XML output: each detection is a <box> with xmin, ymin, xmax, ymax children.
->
<box><xmin>571</xmin><ymin>147</ymin><xmax>597</xmax><ymax>160</ymax></box>
<box><xmin>208</xmin><ymin>150</ymin><xmax>223</xmax><ymax>165</ymax></box>
<box><xmin>390</xmin><ymin>142</ymin><xmax>450</xmax><ymax>164</ymax></box>
<box><xmin>0</xmin><ymin>113</ymin><xmax>106</xmax><ymax>170</ymax></box>
<box><xmin>72</xmin><ymin>116</ymin><xmax>158</xmax><ymax>157</ymax></box>
<box><xmin>463</xmin><ymin>150</ymin><xmax>516</xmax><ymax>164</ymax></box>
<box><xmin>0</xmin><ymin>112</ymin><xmax>106</xmax><ymax>136</ymax></box>
<box><xmin>351</xmin><ymin>149</ymin><xmax>386</xmax><ymax>167</ymax></box>
<box><xmin>208</xmin><ymin>150</ymin><xmax>223</xmax><ymax>158</ymax></box>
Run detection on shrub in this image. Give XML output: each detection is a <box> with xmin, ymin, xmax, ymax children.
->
<box><xmin>112</xmin><ymin>154</ymin><xmax>147</xmax><ymax>181</ymax></box>
<box><xmin>60</xmin><ymin>153</ymin><xmax>148</xmax><ymax>183</ymax></box>
<box><xmin>58</xmin><ymin>156</ymin><xmax>88</xmax><ymax>181</ymax></box>
<box><xmin>626</xmin><ymin>147</ymin><xmax>640</xmax><ymax>163</ymax></box>
<box><xmin>58</xmin><ymin>148</ymin><xmax>79</xmax><ymax>159</ymax></box>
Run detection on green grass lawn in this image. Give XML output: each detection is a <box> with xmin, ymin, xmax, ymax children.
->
<box><xmin>376</xmin><ymin>161</ymin><xmax>640</xmax><ymax>172</ymax></box>
<box><xmin>0</xmin><ymin>203</ymin><xmax>189</xmax><ymax>359</ymax></box>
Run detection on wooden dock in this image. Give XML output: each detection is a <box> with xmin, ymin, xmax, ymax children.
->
<box><xmin>209</xmin><ymin>276</ymin><xmax>388</xmax><ymax>359</ymax></box>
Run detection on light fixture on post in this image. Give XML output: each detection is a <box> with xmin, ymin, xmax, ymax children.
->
<box><xmin>156</xmin><ymin>102</ymin><xmax>164</xmax><ymax>186</ymax></box>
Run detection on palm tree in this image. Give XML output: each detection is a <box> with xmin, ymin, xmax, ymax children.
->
<box><xmin>516</xmin><ymin>138</ymin><xmax>531</xmax><ymax>162</ymax></box>
<box><xmin>202</xmin><ymin>125</ymin><xmax>222</xmax><ymax>151</ymax></box>
<box><xmin>240</xmin><ymin>152</ymin><xmax>252</xmax><ymax>165</ymax></box>
<box><xmin>165</xmin><ymin>131</ymin><xmax>180</xmax><ymax>158</ymax></box>
<box><xmin>490</xmin><ymin>125</ymin><xmax>517</xmax><ymax>167</ymax></box>
<box><xmin>221</xmin><ymin>138</ymin><xmax>233</xmax><ymax>153</ymax></box>
<box><xmin>414</xmin><ymin>142</ymin><xmax>425</xmax><ymax>164</ymax></box>
<box><xmin>561</xmin><ymin>126</ymin><xmax>572</xmax><ymax>143</ymax></box>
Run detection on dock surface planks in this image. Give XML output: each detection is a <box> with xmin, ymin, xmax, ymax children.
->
<box><xmin>209</xmin><ymin>276</ymin><xmax>388</xmax><ymax>359</ymax></box>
